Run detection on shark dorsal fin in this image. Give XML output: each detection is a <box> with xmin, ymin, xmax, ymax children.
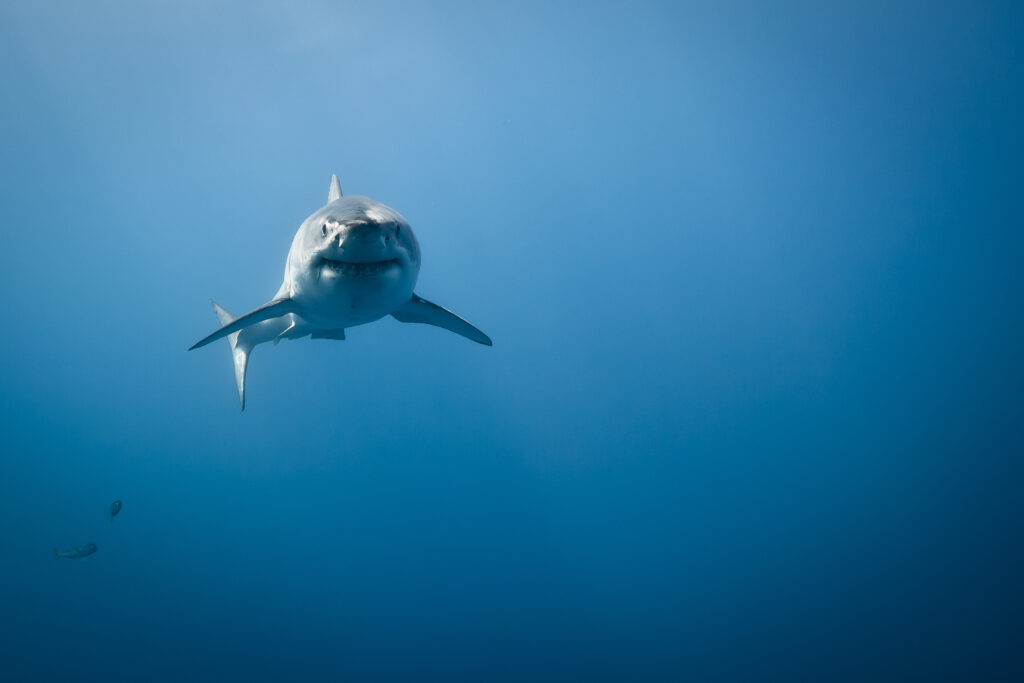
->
<box><xmin>328</xmin><ymin>174</ymin><xmax>343</xmax><ymax>202</ymax></box>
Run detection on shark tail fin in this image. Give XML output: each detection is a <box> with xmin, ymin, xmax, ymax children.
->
<box><xmin>212</xmin><ymin>301</ymin><xmax>253</xmax><ymax>411</ymax></box>
<box><xmin>54</xmin><ymin>548</ymin><xmax>61</xmax><ymax>559</ymax></box>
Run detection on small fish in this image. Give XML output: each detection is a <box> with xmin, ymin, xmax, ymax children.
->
<box><xmin>109</xmin><ymin>500</ymin><xmax>123</xmax><ymax>521</ymax></box>
<box><xmin>54</xmin><ymin>543</ymin><xmax>98</xmax><ymax>559</ymax></box>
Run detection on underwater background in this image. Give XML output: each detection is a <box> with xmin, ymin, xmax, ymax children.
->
<box><xmin>1</xmin><ymin>1</ymin><xmax>1021</xmax><ymax>680</ymax></box>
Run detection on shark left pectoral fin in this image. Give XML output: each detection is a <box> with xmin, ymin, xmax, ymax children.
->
<box><xmin>189</xmin><ymin>298</ymin><xmax>298</xmax><ymax>351</ymax></box>
<box><xmin>391</xmin><ymin>294</ymin><xmax>492</xmax><ymax>346</ymax></box>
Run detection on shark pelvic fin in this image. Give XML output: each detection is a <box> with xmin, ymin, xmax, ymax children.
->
<box><xmin>211</xmin><ymin>302</ymin><xmax>253</xmax><ymax>410</ymax></box>
<box><xmin>190</xmin><ymin>298</ymin><xmax>297</xmax><ymax>351</ymax></box>
<box><xmin>391</xmin><ymin>293</ymin><xmax>492</xmax><ymax>346</ymax></box>
<box><xmin>328</xmin><ymin>174</ymin><xmax>343</xmax><ymax>202</ymax></box>
<box><xmin>311</xmin><ymin>328</ymin><xmax>346</xmax><ymax>340</ymax></box>
<box><xmin>274</xmin><ymin>320</ymin><xmax>297</xmax><ymax>345</ymax></box>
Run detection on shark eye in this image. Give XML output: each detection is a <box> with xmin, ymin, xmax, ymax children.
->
<box><xmin>321</xmin><ymin>223</ymin><xmax>327</xmax><ymax>236</ymax></box>
<box><xmin>396</xmin><ymin>225</ymin><xmax>401</xmax><ymax>236</ymax></box>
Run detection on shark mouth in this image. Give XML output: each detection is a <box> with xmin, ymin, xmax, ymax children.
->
<box><xmin>320</xmin><ymin>257</ymin><xmax>399</xmax><ymax>276</ymax></box>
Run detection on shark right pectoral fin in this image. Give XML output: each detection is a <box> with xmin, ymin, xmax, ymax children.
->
<box><xmin>391</xmin><ymin>293</ymin><xmax>492</xmax><ymax>346</ymax></box>
<box><xmin>189</xmin><ymin>298</ymin><xmax>298</xmax><ymax>351</ymax></box>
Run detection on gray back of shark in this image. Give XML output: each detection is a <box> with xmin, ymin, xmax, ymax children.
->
<box><xmin>190</xmin><ymin>174</ymin><xmax>491</xmax><ymax>409</ymax></box>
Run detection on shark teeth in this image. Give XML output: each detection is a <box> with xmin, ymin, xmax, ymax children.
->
<box><xmin>321</xmin><ymin>258</ymin><xmax>398</xmax><ymax>276</ymax></box>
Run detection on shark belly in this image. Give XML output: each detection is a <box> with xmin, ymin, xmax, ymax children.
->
<box><xmin>294</xmin><ymin>263</ymin><xmax>415</xmax><ymax>329</ymax></box>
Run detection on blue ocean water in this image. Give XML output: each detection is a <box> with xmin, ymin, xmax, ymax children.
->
<box><xmin>1</xmin><ymin>1</ymin><xmax>1021</xmax><ymax>680</ymax></box>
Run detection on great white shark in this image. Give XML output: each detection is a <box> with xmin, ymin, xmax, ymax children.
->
<box><xmin>190</xmin><ymin>174</ymin><xmax>491</xmax><ymax>409</ymax></box>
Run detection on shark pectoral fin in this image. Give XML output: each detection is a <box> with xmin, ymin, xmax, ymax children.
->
<box><xmin>189</xmin><ymin>298</ymin><xmax>298</xmax><ymax>351</ymax></box>
<box><xmin>391</xmin><ymin>294</ymin><xmax>492</xmax><ymax>346</ymax></box>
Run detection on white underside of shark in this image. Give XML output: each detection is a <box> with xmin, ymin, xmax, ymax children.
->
<box><xmin>190</xmin><ymin>174</ymin><xmax>491</xmax><ymax>409</ymax></box>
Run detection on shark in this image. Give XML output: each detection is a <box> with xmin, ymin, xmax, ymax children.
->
<box><xmin>189</xmin><ymin>174</ymin><xmax>491</xmax><ymax>409</ymax></box>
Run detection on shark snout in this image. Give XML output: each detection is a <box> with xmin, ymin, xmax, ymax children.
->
<box><xmin>334</xmin><ymin>221</ymin><xmax>391</xmax><ymax>261</ymax></box>
<box><xmin>340</xmin><ymin>228</ymin><xmax>383</xmax><ymax>247</ymax></box>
